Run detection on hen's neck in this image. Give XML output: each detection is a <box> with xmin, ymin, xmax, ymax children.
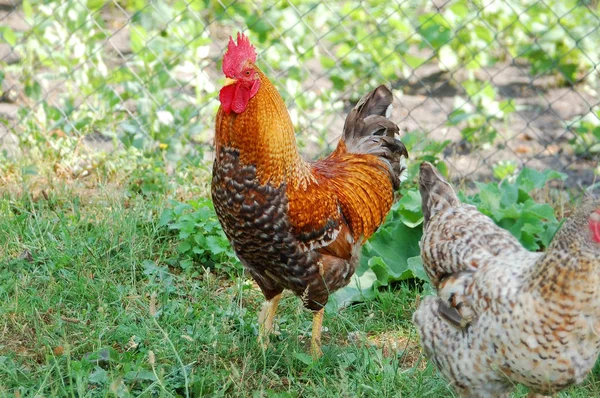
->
<box><xmin>527</xmin><ymin>230</ymin><xmax>599</xmax><ymax>304</ymax></box>
<box><xmin>215</xmin><ymin>70</ymin><xmax>312</xmax><ymax>187</ymax></box>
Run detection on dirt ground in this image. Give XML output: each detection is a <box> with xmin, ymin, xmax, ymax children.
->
<box><xmin>1</xmin><ymin>2</ymin><xmax>598</xmax><ymax>188</ymax></box>
<box><xmin>392</xmin><ymin>61</ymin><xmax>599</xmax><ymax>187</ymax></box>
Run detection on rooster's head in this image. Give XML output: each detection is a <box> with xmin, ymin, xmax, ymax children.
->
<box><xmin>219</xmin><ymin>32</ymin><xmax>260</xmax><ymax>114</ymax></box>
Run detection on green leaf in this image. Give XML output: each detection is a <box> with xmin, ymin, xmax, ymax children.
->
<box><xmin>403</xmin><ymin>54</ymin><xmax>425</xmax><ymax>69</ymax></box>
<box><xmin>369</xmin><ymin>224</ymin><xmax>421</xmax><ymax>267</ymax></box>
<box><xmin>25</xmin><ymin>81</ymin><xmax>42</xmax><ymax>101</ymax></box>
<box><xmin>87</xmin><ymin>0</ymin><xmax>106</xmax><ymax>11</ymax></box>
<box><xmin>540</xmin><ymin>221</ymin><xmax>561</xmax><ymax>247</ymax></box>
<box><xmin>417</xmin><ymin>14</ymin><xmax>452</xmax><ymax>50</ymax></box>
<box><xmin>2</xmin><ymin>27</ymin><xmax>16</xmax><ymax>47</ymax></box>
<box><xmin>522</xmin><ymin>222</ymin><xmax>543</xmax><ymax>236</ymax></box>
<box><xmin>124</xmin><ymin>370</ymin><xmax>157</xmax><ymax>382</ymax></box>
<box><xmin>22</xmin><ymin>0</ymin><xmax>33</xmax><ymax>19</ymax></box>
<box><xmin>559</xmin><ymin>63</ymin><xmax>578</xmax><ymax>83</ymax></box>
<box><xmin>517</xmin><ymin>168</ymin><xmax>566</xmax><ymax>191</ymax></box>
<box><xmin>500</xmin><ymin>99</ymin><xmax>517</xmax><ymax>114</ymax></box>
<box><xmin>396</xmin><ymin>190</ymin><xmax>424</xmax><ymax>227</ymax></box>
<box><xmin>206</xmin><ymin>235</ymin><xmax>226</xmax><ymax>255</ymax></box>
<box><xmin>88</xmin><ymin>367</ymin><xmax>108</xmax><ymax>384</ymax></box>
<box><xmin>329</xmin><ymin>270</ymin><xmax>378</xmax><ymax>309</ymax></box>
<box><xmin>447</xmin><ymin>109</ymin><xmax>471</xmax><ymax>125</ymax></box>
<box><xmin>320</xmin><ymin>56</ymin><xmax>335</xmax><ymax>69</ymax></box>
<box><xmin>157</xmin><ymin>210</ymin><xmax>173</xmax><ymax>227</ymax></box>
<box><xmin>177</xmin><ymin>241</ymin><xmax>191</xmax><ymax>253</ymax></box>
<box><xmin>369</xmin><ymin>256</ymin><xmax>396</xmax><ymax>286</ymax></box>
<box><xmin>180</xmin><ymin>259</ymin><xmax>193</xmax><ymax>270</ymax></box>
<box><xmin>407</xmin><ymin>256</ymin><xmax>429</xmax><ymax>282</ymax></box>
<box><xmin>293</xmin><ymin>352</ymin><xmax>314</xmax><ymax>365</ymax></box>
<box><xmin>524</xmin><ymin>201</ymin><xmax>557</xmax><ymax>221</ymax></box>
<box><xmin>499</xmin><ymin>181</ymin><xmax>518</xmax><ymax>208</ymax></box>
<box><xmin>450</xmin><ymin>2</ymin><xmax>469</xmax><ymax>19</ymax></box>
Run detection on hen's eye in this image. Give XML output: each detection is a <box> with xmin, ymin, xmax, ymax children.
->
<box><xmin>245</xmin><ymin>70</ymin><xmax>252</xmax><ymax>76</ymax></box>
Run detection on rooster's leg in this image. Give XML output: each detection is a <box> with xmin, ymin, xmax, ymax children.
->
<box><xmin>257</xmin><ymin>293</ymin><xmax>282</xmax><ymax>349</ymax></box>
<box><xmin>310</xmin><ymin>308</ymin><xmax>324</xmax><ymax>358</ymax></box>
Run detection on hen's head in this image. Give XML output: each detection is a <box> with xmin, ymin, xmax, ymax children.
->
<box><xmin>219</xmin><ymin>33</ymin><xmax>260</xmax><ymax>114</ymax></box>
<box><xmin>550</xmin><ymin>197</ymin><xmax>600</xmax><ymax>252</ymax></box>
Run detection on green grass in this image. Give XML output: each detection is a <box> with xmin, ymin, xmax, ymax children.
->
<box><xmin>1</xmin><ymin>181</ymin><xmax>600</xmax><ymax>397</ymax></box>
<box><xmin>0</xmin><ymin>182</ymin><xmax>429</xmax><ymax>397</ymax></box>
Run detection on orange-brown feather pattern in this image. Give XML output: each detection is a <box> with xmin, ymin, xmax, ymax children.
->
<box><xmin>311</xmin><ymin>149</ymin><xmax>394</xmax><ymax>241</ymax></box>
<box><xmin>215</xmin><ymin>68</ymin><xmax>313</xmax><ymax>188</ymax></box>
<box><xmin>213</xmin><ymin>61</ymin><xmax>404</xmax><ymax>311</ymax></box>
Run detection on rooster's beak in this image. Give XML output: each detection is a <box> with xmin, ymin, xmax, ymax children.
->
<box><xmin>223</xmin><ymin>77</ymin><xmax>237</xmax><ymax>87</ymax></box>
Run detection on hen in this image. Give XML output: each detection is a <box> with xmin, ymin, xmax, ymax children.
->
<box><xmin>413</xmin><ymin>162</ymin><xmax>600</xmax><ymax>397</ymax></box>
<box><xmin>211</xmin><ymin>33</ymin><xmax>408</xmax><ymax>357</ymax></box>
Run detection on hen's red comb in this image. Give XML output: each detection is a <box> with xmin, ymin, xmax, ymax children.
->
<box><xmin>222</xmin><ymin>32</ymin><xmax>257</xmax><ymax>77</ymax></box>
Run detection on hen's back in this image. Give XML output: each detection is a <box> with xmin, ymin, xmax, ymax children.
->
<box><xmin>419</xmin><ymin>162</ymin><xmax>527</xmax><ymax>288</ymax></box>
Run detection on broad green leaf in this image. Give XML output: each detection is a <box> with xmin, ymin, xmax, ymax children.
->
<box><xmin>365</xmin><ymin>221</ymin><xmax>422</xmax><ymax>282</ymax></box>
<box><xmin>124</xmin><ymin>370</ymin><xmax>157</xmax><ymax>382</ymax></box>
<box><xmin>177</xmin><ymin>241</ymin><xmax>191</xmax><ymax>253</ymax></box>
<box><xmin>524</xmin><ymin>201</ymin><xmax>557</xmax><ymax>221</ymax></box>
<box><xmin>206</xmin><ymin>235</ymin><xmax>226</xmax><ymax>255</ymax></box>
<box><xmin>499</xmin><ymin>181</ymin><xmax>518</xmax><ymax>208</ymax></box>
<box><xmin>87</xmin><ymin>0</ymin><xmax>105</xmax><ymax>10</ymax></box>
<box><xmin>88</xmin><ymin>367</ymin><xmax>108</xmax><ymax>384</ymax></box>
<box><xmin>368</xmin><ymin>256</ymin><xmax>396</xmax><ymax>286</ymax></box>
<box><xmin>517</xmin><ymin>168</ymin><xmax>567</xmax><ymax>191</ymax></box>
<box><xmin>396</xmin><ymin>190</ymin><xmax>424</xmax><ymax>227</ymax></box>
<box><xmin>450</xmin><ymin>2</ymin><xmax>469</xmax><ymax>19</ymax></box>
<box><xmin>329</xmin><ymin>270</ymin><xmax>378</xmax><ymax>309</ymax></box>
<box><xmin>500</xmin><ymin>99</ymin><xmax>517</xmax><ymax>114</ymax></box>
<box><xmin>22</xmin><ymin>0</ymin><xmax>33</xmax><ymax>20</ymax></box>
<box><xmin>2</xmin><ymin>27</ymin><xmax>16</xmax><ymax>47</ymax></box>
<box><xmin>407</xmin><ymin>256</ymin><xmax>429</xmax><ymax>282</ymax></box>
<box><xmin>320</xmin><ymin>56</ymin><xmax>335</xmax><ymax>69</ymax></box>
<box><xmin>403</xmin><ymin>54</ymin><xmax>425</xmax><ymax>69</ymax></box>
<box><xmin>293</xmin><ymin>352</ymin><xmax>314</xmax><ymax>365</ymax></box>
<box><xmin>522</xmin><ymin>222</ymin><xmax>544</xmax><ymax>236</ymax></box>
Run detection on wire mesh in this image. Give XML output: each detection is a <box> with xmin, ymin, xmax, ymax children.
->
<box><xmin>0</xmin><ymin>0</ymin><xmax>598</xmax><ymax>187</ymax></box>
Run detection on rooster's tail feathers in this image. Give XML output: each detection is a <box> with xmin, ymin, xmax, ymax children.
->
<box><xmin>419</xmin><ymin>162</ymin><xmax>460</xmax><ymax>228</ymax></box>
<box><xmin>342</xmin><ymin>85</ymin><xmax>408</xmax><ymax>190</ymax></box>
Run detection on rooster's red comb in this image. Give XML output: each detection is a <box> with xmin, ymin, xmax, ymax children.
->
<box><xmin>222</xmin><ymin>32</ymin><xmax>257</xmax><ymax>77</ymax></box>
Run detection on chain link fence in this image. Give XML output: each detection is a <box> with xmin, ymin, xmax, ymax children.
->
<box><xmin>1</xmin><ymin>0</ymin><xmax>599</xmax><ymax>188</ymax></box>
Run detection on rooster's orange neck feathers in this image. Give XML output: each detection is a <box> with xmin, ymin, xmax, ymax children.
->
<box><xmin>216</xmin><ymin>69</ymin><xmax>313</xmax><ymax>187</ymax></box>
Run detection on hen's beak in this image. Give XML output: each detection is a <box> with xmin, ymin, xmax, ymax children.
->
<box><xmin>223</xmin><ymin>77</ymin><xmax>237</xmax><ymax>87</ymax></box>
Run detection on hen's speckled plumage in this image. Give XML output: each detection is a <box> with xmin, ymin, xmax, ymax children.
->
<box><xmin>413</xmin><ymin>162</ymin><xmax>600</xmax><ymax>397</ymax></box>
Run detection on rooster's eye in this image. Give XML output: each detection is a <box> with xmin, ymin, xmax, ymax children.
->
<box><xmin>244</xmin><ymin>70</ymin><xmax>252</xmax><ymax>76</ymax></box>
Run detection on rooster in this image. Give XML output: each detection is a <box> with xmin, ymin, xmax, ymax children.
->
<box><xmin>413</xmin><ymin>162</ymin><xmax>600</xmax><ymax>397</ymax></box>
<box><xmin>211</xmin><ymin>33</ymin><xmax>407</xmax><ymax>357</ymax></box>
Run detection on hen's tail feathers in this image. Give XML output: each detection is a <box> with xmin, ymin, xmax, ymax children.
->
<box><xmin>343</xmin><ymin>85</ymin><xmax>408</xmax><ymax>190</ymax></box>
<box><xmin>419</xmin><ymin>162</ymin><xmax>460</xmax><ymax>228</ymax></box>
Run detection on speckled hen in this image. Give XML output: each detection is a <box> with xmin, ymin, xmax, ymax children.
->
<box><xmin>413</xmin><ymin>162</ymin><xmax>600</xmax><ymax>398</ymax></box>
<box><xmin>211</xmin><ymin>33</ymin><xmax>408</xmax><ymax>357</ymax></box>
